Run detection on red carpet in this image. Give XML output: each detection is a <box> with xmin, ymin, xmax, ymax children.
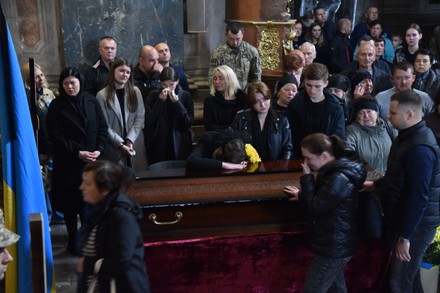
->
<box><xmin>145</xmin><ymin>230</ymin><xmax>391</xmax><ymax>293</ymax></box>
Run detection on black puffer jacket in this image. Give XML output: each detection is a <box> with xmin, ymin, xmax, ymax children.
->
<box><xmin>299</xmin><ymin>152</ymin><xmax>367</xmax><ymax>258</ymax></box>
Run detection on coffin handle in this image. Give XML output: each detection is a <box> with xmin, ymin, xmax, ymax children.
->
<box><xmin>148</xmin><ymin>212</ymin><xmax>183</xmax><ymax>225</ymax></box>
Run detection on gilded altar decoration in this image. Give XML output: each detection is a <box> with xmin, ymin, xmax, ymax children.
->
<box><xmin>282</xmin><ymin>30</ymin><xmax>297</xmax><ymax>55</ymax></box>
<box><xmin>238</xmin><ymin>20</ymin><xmax>296</xmax><ymax>70</ymax></box>
<box><xmin>257</xmin><ymin>24</ymin><xmax>281</xmax><ymax>71</ymax></box>
<box><xmin>282</xmin><ymin>0</ymin><xmax>296</xmax><ymax>55</ymax></box>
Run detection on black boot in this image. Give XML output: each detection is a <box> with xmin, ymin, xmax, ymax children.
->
<box><xmin>64</xmin><ymin>213</ymin><xmax>79</xmax><ymax>255</ymax></box>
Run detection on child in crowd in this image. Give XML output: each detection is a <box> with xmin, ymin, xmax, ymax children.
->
<box><xmin>391</xmin><ymin>34</ymin><xmax>403</xmax><ymax>51</ymax></box>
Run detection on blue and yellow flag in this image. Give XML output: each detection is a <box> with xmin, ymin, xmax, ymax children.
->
<box><xmin>0</xmin><ymin>4</ymin><xmax>54</xmax><ymax>292</ymax></box>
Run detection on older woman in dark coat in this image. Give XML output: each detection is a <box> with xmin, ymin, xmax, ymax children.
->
<box><xmin>47</xmin><ymin>67</ymin><xmax>108</xmax><ymax>254</ymax></box>
<box><xmin>77</xmin><ymin>161</ymin><xmax>150</xmax><ymax>292</ymax></box>
<box><xmin>413</xmin><ymin>48</ymin><xmax>440</xmax><ymax>102</ymax></box>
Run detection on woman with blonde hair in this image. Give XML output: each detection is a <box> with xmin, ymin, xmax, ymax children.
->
<box><xmin>203</xmin><ymin>65</ymin><xmax>247</xmax><ymax>131</ymax></box>
<box><xmin>20</xmin><ymin>62</ymin><xmax>56</xmax><ymax>159</ymax></box>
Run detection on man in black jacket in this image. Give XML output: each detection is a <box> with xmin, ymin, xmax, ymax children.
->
<box><xmin>83</xmin><ymin>36</ymin><xmax>117</xmax><ymax>96</ymax></box>
<box><xmin>329</xmin><ymin>18</ymin><xmax>352</xmax><ymax>74</ymax></box>
<box><xmin>133</xmin><ymin>45</ymin><xmax>163</xmax><ymax>100</ymax></box>
<box><xmin>340</xmin><ymin>42</ymin><xmax>392</xmax><ymax>95</ymax></box>
<box><xmin>364</xmin><ymin>89</ymin><xmax>440</xmax><ymax>292</ymax></box>
<box><xmin>286</xmin><ymin>63</ymin><xmax>345</xmax><ymax>158</ymax></box>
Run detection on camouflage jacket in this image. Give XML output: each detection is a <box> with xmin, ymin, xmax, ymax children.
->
<box><xmin>209</xmin><ymin>41</ymin><xmax>262</xmax><ymax>90</ymax></box>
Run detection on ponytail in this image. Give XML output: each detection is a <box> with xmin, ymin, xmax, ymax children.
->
<box><xmin>301</xmin><ymin>133</ymin><xmax>346</xmax><ymax>159</ymax></box>
<box><xmin>328</xmin><ymin>135</ymin><xmax>346</xmax><ymax>159</ymax></box>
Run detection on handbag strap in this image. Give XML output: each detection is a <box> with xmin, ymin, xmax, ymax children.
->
<box><xmin>93</xmin><ymin>258</ymin><xmax>104</xmax><ymax>275</ymax></box>
<box><xmin>93</xmin><ymin>258</ymin><xmax>116</xmax><ymax>292</ymax></box>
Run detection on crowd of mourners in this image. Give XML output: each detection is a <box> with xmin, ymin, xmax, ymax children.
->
<box><xmin>16</xmin><ymin>4</ymin><xmax>440</xmax><ymax>292</ymax></box>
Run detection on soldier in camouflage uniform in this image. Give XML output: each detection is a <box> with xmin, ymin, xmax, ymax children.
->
<box><xmin>0</xmin><ymin>209</ymin><xmax>19</xmax><ymax>280</ymax></box>
<box><xmin>209</xmin><ymin>21</ymin><xmax>262</xmax><ymax>91</ymax></box>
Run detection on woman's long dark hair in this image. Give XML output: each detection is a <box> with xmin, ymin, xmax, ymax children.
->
<box><xmin>160</xmin><ymin>66</ymin><xmax>179</xmax><ymax>82</ymax></box>
<box><xmin>301</xmin><ymin>133</ymin><xmax>346</xmax><ymax>159</ymax></box>
<box><xmin>105</xmin><ymin>58</ymin><xmax>138</xmax><ymax>112</ymax></box>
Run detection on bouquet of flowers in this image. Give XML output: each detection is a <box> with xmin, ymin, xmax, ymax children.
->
<box><xmin>245</xmin><ymin>144</ymin><xmax>261</xmax><ymax>164</ymax></box>
<box><xmin>422</xmin><ymin>226</ymin><xmax>440</xmax><ymax>266</ymax></box>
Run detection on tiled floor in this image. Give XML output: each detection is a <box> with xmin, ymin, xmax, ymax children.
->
<box><xmin>51</xmin><ymin>223</ymin><xmax>79</xmax><ymax>292</ymax></box>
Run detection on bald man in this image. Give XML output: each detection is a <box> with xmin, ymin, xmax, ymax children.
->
<box><xmin>341</xmin><ymin>42</ymin><xmax>392</xmax><ymax>95</ymax></box>
<box><xmin>299</xmin><ymin>42</ymin><xmax>317</xmax><ymax>66</ymax></box>
<box><xmin>133</xmin><ymin>45</ymin><xmax>163</xmax><ymax>99</ymax></box>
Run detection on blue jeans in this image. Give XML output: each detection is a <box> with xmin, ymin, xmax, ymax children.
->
<box><xmin>303</xmin><ymin>255</ymin><xmax>352</xmax><ymax>293</ymax></box>
<box><xmin>389</xmin><ymin>226</ymin><xmax>437</xmax><ymax>293</ymax></box>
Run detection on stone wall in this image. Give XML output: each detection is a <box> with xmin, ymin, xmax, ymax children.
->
<box><xmin>60</xmin><ymin>0</ymin><xmax>184</xmax><ymax>72</ymax></box>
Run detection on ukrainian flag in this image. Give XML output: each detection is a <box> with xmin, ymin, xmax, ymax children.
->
<box><xmin>0</xmin><ymin>4</ymin><xmax>54</xmax><ymax>292</ymax></box>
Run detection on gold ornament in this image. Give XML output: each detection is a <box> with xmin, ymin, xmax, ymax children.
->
<box><xmin>257</xmin><ymin>24</ymin><xmax>281</xmax><ymax>71</ymax></box>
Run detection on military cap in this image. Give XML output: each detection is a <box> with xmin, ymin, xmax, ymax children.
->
<box><xmin>0</xmin><ymin>209</ymin><xmax>19</xmax><ymax>247</ymax></box>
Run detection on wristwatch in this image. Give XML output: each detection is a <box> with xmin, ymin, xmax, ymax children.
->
<box><xmin>398</xmin><ymin>237</ymin><xmax>409</xmax><ymax>244</ymax></box>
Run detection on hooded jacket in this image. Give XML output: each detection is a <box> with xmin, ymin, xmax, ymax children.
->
<box><xmin>299</xmin><ymin>152</ymin><xmax>367</xmax><ymax>257</ymax></box>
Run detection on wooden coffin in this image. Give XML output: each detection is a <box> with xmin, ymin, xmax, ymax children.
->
<box><xmin>127</xmin><ymin>160</ymin><xmax>306</xmax><ymax>242</ymax></box>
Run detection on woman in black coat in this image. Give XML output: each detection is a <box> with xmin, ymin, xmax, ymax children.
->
<box><xmin>284</xmin><ymin>133</ymin><xmax>366</xmax><ymax>293</ymax></box>
<box><xmin>144</xmin><ymin>67</ymin><xmax>194</xmax><ymax>165</ymax></box>
<box><xmin>47</xmin><ymin>67</ymin><xmax>108</xmax><ymax>254</ymax></box>
<box><xmin>77</xmin><ymin>160</ymin><xmax>150</xmax><ymax>292</ymax></box>
<box><xmin>203</xmin><ymin>65</ymin><xmax>247</xmax><ymax>131</ymax></box>
<box><xmin>231</xmin><ymin>82</ymin><xmax>293</xmax><ymax>161</ymax></box>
